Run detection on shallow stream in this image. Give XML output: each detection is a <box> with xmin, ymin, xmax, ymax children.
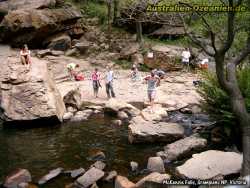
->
<box><xmin>0</xmin><ymin>114</ymin><xmax>165</xmax><ymax>187</ymax></box>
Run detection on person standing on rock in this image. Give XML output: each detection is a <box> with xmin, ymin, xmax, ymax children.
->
<box><xmin>92</xmin><ymin>68</ymin><xmax>101</xmax><ymax>98</ymax></box>
<box><xmin>105</xmin><ymin>66</ymin><xmax>115</xmax><ymax>99</ymax></box>
<box><xmin>144</xmin><ymin>70</ymin><xmax>160</xmax><ymax>113</ymax></box>
<box><xmin>181</xmin><ymin>47</ymin><xmax>191</xmax><ymax>68</ymax></box>
<box><xmin>67</xmin><ymin>63</ymin><xmax>79</xmax><ymax>81</ymax></box>
<box><xmin>20</xmin><ymin>44</ymin><xmax>31</xmax><ymax>70</ymax></box>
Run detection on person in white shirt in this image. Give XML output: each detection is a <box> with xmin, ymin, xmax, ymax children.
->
<box><xmin>105</xmin><ymin>66</ymin><xmax>115</xmax><ymax>98</ymax></box>
<box><xmin>181</xmin><ymin>48</ymin><xmax>191</xmax><ymax>66</ymax></box>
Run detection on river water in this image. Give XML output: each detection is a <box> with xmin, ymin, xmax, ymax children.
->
<box><xmin>0</xmin><ymin>114</ymin><xmax>165</xmax><ymax>187</ymax></box>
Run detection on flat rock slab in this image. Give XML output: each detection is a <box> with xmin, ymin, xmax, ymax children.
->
<box><xmin>128</xmin><ymin>116</ymin><xmax>184</xmax><ymax>143</ymax></box>
<box><xmin>141</xmin><ymin>104</ymin><xmax>168</xmax><ymax>122</ymax></box>
<box><xmin>136</xmin><ymin>172</ymin><xmax>170</xmax><ymax>188</ymax></box>
<box><xmin>157</xmin><ymin>135</ymin><xmax>207</xmax><ymax>161</ymax></box>
<box><xmin>76</xmin><ymin>167</ymin><xmax>104</xmax><ymax>188</ymax></box>
<box><xmin>176</xmin><ymin>150</ymin><xmax>243</xmax><ymax>180</ymax></box>
<box><xmin>38</xmin><ymin>168</ymin><xmax>63</xmax><ymax>185</ymax></box>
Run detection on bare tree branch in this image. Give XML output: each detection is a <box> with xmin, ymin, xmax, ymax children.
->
<box><xmin>232</xmin><ymin>33</ymin><xmax>250</xmax><ymax>65</ymax></box>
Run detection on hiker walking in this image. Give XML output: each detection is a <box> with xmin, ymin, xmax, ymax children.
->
<box><xmin>105</xmin><ymin>66</ymin><xmax>115</xmax><ymax>99</ymax></box>
<box><xmin>91</xmin><ymin>68</ymin><xmax>101</xmax><ymax>98</ymax></box>
<box><xmin>144</xmin><ymin>70</ymin><xmax>160</xmax><ymax>112</ymax></box>
<box><xmin>20</xmin><ymin>44</ymin><xmax>31</xmax><ymax>70</ymax></box>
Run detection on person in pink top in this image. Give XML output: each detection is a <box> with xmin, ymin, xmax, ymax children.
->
<box><xmin>91</xmin><ymin>68</ymin><xmax>101</xmax><ymax>98</ymax></box>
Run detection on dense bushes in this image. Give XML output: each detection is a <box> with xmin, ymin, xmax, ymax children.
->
<box><xmin>198</xmin><ymin>67</ymin><xmax>250</xmax><ymax>125</ymax></box>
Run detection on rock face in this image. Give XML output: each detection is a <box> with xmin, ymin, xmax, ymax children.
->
<box><xmin>176</xmin><ymin>150</ymin><xmax>243</xmax><ymax>180</ymax></box>
<box><xmin>128</xmin><ymin>116</ymin><xmax>184</xmax><ymax>143</ymax></box>
<box><xmin>115</xmin><ymin>176</ymin><xmax>135</xmax><ymax>188</ymax></box>
<box><xmin>46</xmin><ymin>33</ymin><xmax>72</xmax><ymax>51</ymax></box>
<box><xmin>147</xmin><ymin>157</ymin><xmax>165</xmax><ymax>173</ymax></box>
<box><xmin>76</xmin><ymin>167</ymin><xmax>105</xmax><ymax>188</ymax></box>
<box><xmin>4</xmin><ymin>169</ymin><xmax>32</xmax><ymax>188</ymax></box>
<box><xmin>0</xmin><ymin>57</ymin><xmax>66</xmax><ymax>122</ymax></box>
<box><xmin>157</xmin><ymin>135</ymin><xmax>207</xmax><ymax>161</ymax></box>
<box><xmin>136</xmin><ymin>172</ymin><xmax>170</xmax><ymax>188</ymax></box>
<box><xmin>144</xmin><ymin>45</ymin><xmax>184</xmax><ymax>71</ymax></box>
<box><xmin>0</xmin><ymin>7</ymin><xmax>82</xmax><ymax>47</ymax></box>
<box><xmin>0</xmin><ymin>0</ymin><xmax>56</xmax><ymax>13</ymax></box>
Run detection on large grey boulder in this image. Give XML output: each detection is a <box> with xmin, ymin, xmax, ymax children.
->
<box><xmin>176</xmin><ymin>150</ymin><xmax>243</xmax><ymax>180</ymax></box>
<box><xmin>0</xmin><ymin>7</ymin><xmax>82</xmax><ymax>47</ymax></box>
<box><xmin>136</xmin><ymin>172</ymin><xmax>170</xmax><ymax>188</ymax></box>
<box><xmin>157</xmin><ymin>135</ymin><xmax>207</xmax><ymax>161</ymax></box>
<box><xmin>0</xmin><ymin>57</ymin><xmax>66</xmax><ymax>122</ymax></box>
<box><xmin>3</xmin><ymin>169</ymin><xmax>31</xmax><ymax>188</ymax></box>
<box><xmin>128</xmin><ymin>116</ymin><xmax>184</xmax><ymax>143</ymax></box>
<box><xmin>76</xmin><ymin>167</ymin><xmax>104</xmax><ymax>188</ymax></box>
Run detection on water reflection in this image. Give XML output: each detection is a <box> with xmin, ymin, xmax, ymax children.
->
<box><xmin>0</xmin><ymin>115</ymin><xmax>163</xmax><ymax>187</ymax></box>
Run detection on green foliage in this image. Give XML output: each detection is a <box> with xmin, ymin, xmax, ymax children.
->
<box><xmin>83</xmin><ymin>1</ymin><xmax>107</xmax><ymax>24</ymax></box>
<box><xmin>198</xmin><ymin>68</ymin><xmax>250</xmax><ymax>125</ymax></box>
<box><xmin>113</xmin><ymin>60</ymin><xmax>133</xmax><ymax>69</ymax></box>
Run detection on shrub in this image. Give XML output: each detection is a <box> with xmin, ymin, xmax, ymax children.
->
<box><xmin>198</xmin><ymin>67</ymin><xmax>250</xmax><ymax>125</ymax></box>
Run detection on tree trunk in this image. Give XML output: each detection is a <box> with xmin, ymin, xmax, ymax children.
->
<box><xmin>242</xmin><ymin>124</ymin><xmax>250</xmax><ymax>176</ymax></box>
<box><xmin>136</xmin><ymin>21</ymin><xmax>143</xmax><ymax>44</ymax></box>
<box><xmin>107</xmin><ymin>0</ymin><xmax>112</xmax><ymax>45</ymax></box>
<box><xmin>215</xmin><ymin>54</ymin><xmax>250</xmax><ymax>177</ymax></box>
<box><xmin>113</xmin><ymin>0</ymin><xmax>119</xmax><ymax>24</ymax></box>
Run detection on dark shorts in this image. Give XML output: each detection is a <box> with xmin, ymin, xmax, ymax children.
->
<box><xmin>93</xmin><ymin>80</ymin><xmax>100</xmax><ymax>90</ymax></box>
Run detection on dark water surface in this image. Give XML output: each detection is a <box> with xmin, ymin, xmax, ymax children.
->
<box><xmin>0</xmin><ymin>114</ymin><xmax>164</xmax><ymax>187</ymax></box>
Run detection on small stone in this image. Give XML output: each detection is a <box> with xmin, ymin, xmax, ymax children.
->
<box><xmin>4</xmin><ymin>169</ymin><xmax>32</xmax><ymax>188</ymax></box>
<box><xmin>118</xmin><ymin>111</ymin><xmax>129</xmax><ymax>120</ymax></box>
<box><xmin>130</xmin><ymin>161</ymin><xmax>138</xmax><ymax>172</ymax></box>
<box><xmin>65</xmin><ymin>168</ymin><xmax>85</xmax><ymax>178</ymax></box>
<box><xmin>115</xmin><ymin>176</ymin><xmax>135</xmax><ymax>188</ymax></box>
<box><xmin>63</xmin><ymin>112</ymin><xmax>74</xmax><ymax>121</ymax></box>
<box><xmin>136</xmin><ymin>172</ymin><xmax>171</xmax><ymax>188</ymax></box>
<box><xmin>111</xmin><ymin>119</ymin><xmax>122</xmax><ymax>126</ymax></box>
<box><xmin>76</xmin><ymin>167</ymin><xmax>104</xmax><ymax>188</ymax></box>
<box><xmin>89</xmin><ymin>150</ymin><xmax>106</xmax><ymax>161</ymax></box>
<box><xmin>147</xmin><ymin>157</ymin><xmax>165</xmax><ymax>173</ymax></box>
<box><xmin>104</xmin><ymin>171</ymin><xmax>118</xmax><ymax>182</ymax></box>
<box><xmin>38</xmin><ymin>168</ymin><xmax>63</xmax><ymax>185</ymax></box>
<box><xmin>90</xmin><ymin>183</ymin><xmax>99</xmax><ymax>188</ymax></box>
<box><xmin>91</xmin><ymin>161</ymin><xmax>106</xmax><ymax>170</ymax></box>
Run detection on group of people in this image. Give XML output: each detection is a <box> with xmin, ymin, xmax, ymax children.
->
<box><xmin>67</xmin><ymin>63</ymin><xmax>162</xmax><ymax>111</ymax></box>
<box><xmin>67</xmin><ymin>64</ymin><xmax>116</xmax><ymax>99</ymax></box>
<box><xmin>181</xmin><ymin>47</ymin><xmax>209</xmax><ymax>70</ymax></box>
